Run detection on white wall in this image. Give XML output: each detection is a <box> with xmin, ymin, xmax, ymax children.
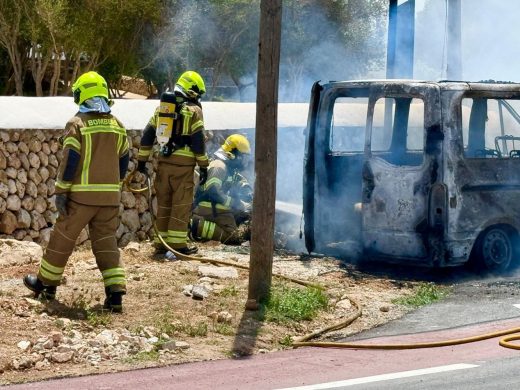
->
<box><xmin>0</xmin><ymin>97</ymin><xmax>309</xmax><ymax>131</ymax></box>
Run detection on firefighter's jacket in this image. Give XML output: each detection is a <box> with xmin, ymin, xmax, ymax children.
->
<box><xmin>195</xmin><ymin>159</ymin><xmax>252</xmax><ymax>212</ymax></box>
<box><xmin>55</xmin><ymin>112</ymin><xmax>130</xmax><ymax>206</ymax></box>
<box><xmin>137</xmin><ymin>101</ymin><xmax>209</xmax><ymax>168</ymax></box>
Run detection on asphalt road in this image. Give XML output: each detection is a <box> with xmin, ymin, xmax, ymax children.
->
<box><xmin>8</xmin><ymin>271</ymin><xmax>520</xmax><ymax>390</ymax></box>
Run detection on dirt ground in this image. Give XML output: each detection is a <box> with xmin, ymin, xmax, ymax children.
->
<box><xmin>0</xmin><ymin>241</ymin><xmax>421</xmax><ymax>385</ymax></box>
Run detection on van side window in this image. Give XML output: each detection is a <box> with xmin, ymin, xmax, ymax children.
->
<box><xmin>462</xmin><ymin>98</ymin><xmax>520</xmax><ymax>158</ymax></box>
<box><xmin>329</xmin><ymin>97</ymin><xmax>368</xmax><ymax>152</ymax></box>
<box><xmin>371</xmin><ymin>97</ymin><xmax>425</xmax><ymax>166</ymax></box>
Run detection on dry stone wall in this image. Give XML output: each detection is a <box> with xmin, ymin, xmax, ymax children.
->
<box><xmin>0</xmin><ymin>129</ymin><xmax>244</xmax><ymax>247</ymax></box>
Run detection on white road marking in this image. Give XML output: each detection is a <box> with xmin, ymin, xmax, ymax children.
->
<box><xmin>274</xmin><ymin>363</ymin><xmax>479</xmax><ymax>390</ymax></box>
<box><xmin>512</xmin><ymin>304</ymin><xmax>520</xmax><ymax>310</ymax></box>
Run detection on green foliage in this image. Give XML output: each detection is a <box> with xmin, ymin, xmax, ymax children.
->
<box><xmin>219</xmin><ymin>285</ymin><xmax>240</xmax><ymax>297</ymax></box>
<box><xmin>278</xmin><ymin>334</ymin><xmax>293</xmax><ymax>347</ymax></box>
<box><xmin>124</xmin><ymin>350</ymin><xmax>160</xmax><ymax>363</ymax></box>
<box><xmin>264</xmin><ymin>285</ymin><xmax>328</xmax><ymax>323</ymax></box>
<box><xmin>213</xmin><ymin>323</ymin><xmax>235</xmax><ymax>336</ymax></box>
<box><xmin>0</xmin><ymin>0</ymin><xmax>388</xmax><ymax>98</ymax></box>
<box><xmin>86</xmin><ymin>310</ymin><xmax>112</xmax><ymax>327</ymax></box>
<box><xmin>392</xmin><ymin>282</ymin><xmax>451</xmax><ymax>308</ymax></box>
<box><xmin>154</xmin><ymin>307</ymin><xmax>208</xmax><ymax>337</ymax></box>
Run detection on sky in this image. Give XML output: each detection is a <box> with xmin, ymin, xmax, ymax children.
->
<box><xmin>414</xmin><ymin>0</ymin><xmax>520</xmax><ymax>82</ymax></box>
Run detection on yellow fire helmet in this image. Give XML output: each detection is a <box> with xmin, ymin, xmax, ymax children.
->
<box><xmin>176</xmin><ymin>71</ymin><xmax>206</xmax><ymax>99</ymax></box>
<box><xmin>222</xmin><ymin>134</ymin><xmax>251</xmax><ymax>157</ymax></box>
<box><xmin>72</xmin><ymin>71</ymin><xmax>109</xmax><ymax>105</ymax></box>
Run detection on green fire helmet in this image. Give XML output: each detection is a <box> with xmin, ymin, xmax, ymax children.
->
<box><xmin>176</xmin><ymin>71</ymin><xmax>206</xmax><ymax>99</ymax></box>
<box><xmin>72</xmin><ymin>71</ymin><xmax>109</xmax><ymax>105</ymax></box>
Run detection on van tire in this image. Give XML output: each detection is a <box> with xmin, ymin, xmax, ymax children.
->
<box><xmin>472</xmin><ymin>225</ymin><xmax>518</xmax><ymax>274</ymax></box>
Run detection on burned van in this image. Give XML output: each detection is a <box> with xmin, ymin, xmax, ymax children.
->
<box><xmin>303</xmin><ymin>80</ymin><xmax>520</xmax><ymax>272</ymax></box>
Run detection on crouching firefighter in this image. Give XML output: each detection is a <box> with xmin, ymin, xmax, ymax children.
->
<box><xmin>23</xmin><ymin>71</ymin><xmax>129</xmax><ymax>312</ymax></box>
<box><xmin>137</xmin><ymin>71</ymin><xmax>209</xmax><ymax>255</ymax></box>
<box><xmin>190</xmin><ymin>134</ymin><xmax>253</xmax><ymax>245</ymax></box>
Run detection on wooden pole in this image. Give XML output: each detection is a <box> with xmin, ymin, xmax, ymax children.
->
<box><xmin>247</xmin><ymin>0</ymin><xmax>282</xmax><ymax>307</ymax></box>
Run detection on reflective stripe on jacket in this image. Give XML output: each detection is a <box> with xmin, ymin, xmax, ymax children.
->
<box><xmin>56</xmin><ymin>112</ymin><xmax>130</xmax><ymax>206</ymax></box>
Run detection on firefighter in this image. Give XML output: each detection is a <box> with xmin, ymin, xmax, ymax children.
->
<box><xmin>137</xmin><ymin>71</ymin><xmax>209</xmax><ymax>255</ymax></box>
<box><xmin>190</xmin><ymin>134</ymin><xmax>252</xmax><ymax>245</ymax></box>
<box><xmin>23</xmin><ymin>71</ymin><xmax>129</xmax><ymax>312</ymax></box>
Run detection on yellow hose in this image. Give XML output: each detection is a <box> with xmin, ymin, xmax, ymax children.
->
<box><xmin>124</xmin><ymin>169</ymin><xmax>520</xmax><ymax>352</ymax></box>
<box><xmin>123</xmin><ymin>170</ymin><xmax>319</xmax><ymax>288</ymax></box>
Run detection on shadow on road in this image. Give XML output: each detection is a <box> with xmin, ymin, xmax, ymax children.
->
<box><xmin>231</xmin><ymin>307</ymin><xmax>266</xmax><ymax>358</ymax></box>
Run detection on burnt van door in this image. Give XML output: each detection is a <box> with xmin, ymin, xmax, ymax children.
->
<box><xmin>361</xmin><ymin>86</ymin><xmax>442</xmax><ymax>262</ymax></box>
<box><xmin>304</xmin><ymin>82</ymin><xmax>371</xmax><ymax>256</ymax></box>
<box><xmin>303</xmin><ymin>81</ymin><xmax>322</xmax><ymax>253</ymax></box>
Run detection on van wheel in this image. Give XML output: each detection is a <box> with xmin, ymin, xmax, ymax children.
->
<box><xmin>473</xmin><ymin>226</ymin><xmax>517</xmax><ymax>273</ymax></box>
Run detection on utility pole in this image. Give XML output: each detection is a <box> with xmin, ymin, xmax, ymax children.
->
<box><xmin>447</xmin><ymin>0</ymin><xmax>462</xmax><ymax>79</ymax></box>
<box><xmin>247</xmin><ymin>0</ymin><xmax>282</xmax><ymax>307</ymax></box>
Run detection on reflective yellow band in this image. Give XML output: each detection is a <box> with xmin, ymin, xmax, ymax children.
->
<box><xmin>172</xmin><ymin>148</ymin><xmax>195</xmax><ymax>158</ymax></box>
<box><xmin>208</xmin><ymin>221</ymin><xmax>216</xmax><ymax>238</ymax></box>
<box><xmin>56</xmin><ymin>180</ymin><xmax>72</xmax><ymax>190</ymax></box>
<box><xmin>70</xmin><ymin>184</ymin><xmax>120</xmax><ymax>192</ymax></box>
<box><xmin>138</xmin><ymin>149</ymin><xmax>152</xmax><ymax>157</ymax></box>
<box><xmin>199</xmin><ymin>201</ymin><xmax>230</xmax><ymax>211</ymax></box>
<box><xmin>191</xmin><ymin>120</ymin><xmax>204</xmax><ymax>131</ymax></box>
<box><xmin>102</xmin><ymin>267</ymin><xmax>126</xmax><ymax>279</ymax></box>
<box><xmin>167</xmin><ymin>230</ymin><xmax>187</xmax><ymax>238</ymax></box>
<box><xmin>196</xmin><ymin>154</ymin><xmax>208</xmax><ymax>162</ymax></box>
<box><xmin>81</xmin><ymin>134</ymin><xmax>92</xmax><ymax>185</ymax></box>
<box><xmin>121</xmin><ymin>140</ymin><xmax>129</xmax><ymax>153</ymax></box>
<box><xmin>116</xmin><ymin>134</ymin><xmax>123</xmax><ymax>154</ymax></box>
<box><xmin>181</xmin><ymin>108</ymin><xmax>193</xmax><ymax>135</ymax></box>
<box><xmin>41</xmin><ymin>258</ymin><xmax>65</xmax><ymax>274</ymax></box>
<box><xmin>104</xmin><ymin>277</ymin><xmax>126</xmax><ymax>287</ymax></box>
<box><xmin>205</xmin><ymin>177</ymin><xmax>222</xmax><ymax>188</ymax></box>
<box><xmin>63</xmin><ymin>137</ymin><xmax>81</xmax><ymax>151</ymax></box>
<box><xmin>80</xmin><ymin>125</ymin><xmax>126</xmax><ymax>136</ymax></box>
<box><xmin>39</xmin><ymin>268</ymin><xmax>62</xmax><ymax>281</ymax></box>
<box><xmin>201</xmin><ymin>221</ymin><xmax>217</xmax><ymax>239</ymax></box>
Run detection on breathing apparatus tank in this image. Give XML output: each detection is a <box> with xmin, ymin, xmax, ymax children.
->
<box><xmin>156</xmin><ymin>92</ymin><xmax>178</xmax><ymax>148</ymax></box>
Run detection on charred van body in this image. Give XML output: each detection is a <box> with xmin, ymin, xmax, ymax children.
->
<box><xmin>303</xmin><ymin>80</ymin><xmax>520</xmax><ymax>273</ymax></box>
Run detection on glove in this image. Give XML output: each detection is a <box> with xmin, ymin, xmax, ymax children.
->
<box><xmin>137</xmin><ymin>160</ymin><xmax>147</xmax><ymax>174</ymax></box>
<box><xmin>199</xmin><ymin>167</ymin><xmax>208</xmax><ymax>187</ymax></box>
<box><xmin>55</xmin><ymin>193</ymin><xmax>68</xmax><ymax>216</ymax></box>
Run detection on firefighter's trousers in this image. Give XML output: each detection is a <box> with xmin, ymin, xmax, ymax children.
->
<box><xmin>37</xmin><ymin>200</ymin><xmax>126</xmax><ymax>293</ymax></box>
<box><xmin>191</xmin><ymin>205</ymin><xmax>238</xmax><ymax>244</ymax></box>
<box><xmin>155</xmin><ymin>162</ymin><xmax>195</xmax><ymax>249</ymax></box>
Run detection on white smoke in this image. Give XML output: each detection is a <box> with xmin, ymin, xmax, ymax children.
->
<box><xmin>415</xmin><ymin>0</ymin><xmax>520</xmax><ymax>82</ymax></box>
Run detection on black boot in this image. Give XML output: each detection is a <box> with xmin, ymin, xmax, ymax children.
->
<box><xmin>176</xmin><ymin>245</ymin><xmax>198</xmax><ymax>255</ymax></box>
<box><xmin>188</xmin><ymin>217</ymin><xmax>201</xmax><ymax>241</ymax></box>
<box><xmin>103</xmin><ymin>287</ymin><xmax>124</xmax><ymax>313</ymax></box>
<box><xmin>23</xmin><ymin>274</ymin><xmax>56</xmax><ymax>300</ymax></box>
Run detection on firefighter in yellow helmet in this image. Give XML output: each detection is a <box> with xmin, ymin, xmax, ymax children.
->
<box><xmin>137</xmin><ymin>71</ymin><xmax>209</xmax><ymax>255</ymax></box>
<box><xmin>190</xmin><ymin>134</ymin><xmax>253</xmax><ymax>244</ymax></box>
<box><xmin>23</xmin><ymin>71</ymin><xmax>130</xmax><ymax>312</ymax></box>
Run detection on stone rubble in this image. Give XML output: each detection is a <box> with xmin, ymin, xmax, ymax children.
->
<box><xmin>9</xmin><ymin>325</ymin><xmax>191</xmax><ymax>371</ymax></box>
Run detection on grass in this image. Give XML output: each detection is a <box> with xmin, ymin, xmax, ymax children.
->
<box><xmin>278</xmin><ymin>334</ymin><xmax>293</xmax><ymax>347</ymax></box>
<box><xmin>263</xmin><ymin>284</ymin><xmax>328</xmax><ymax>323</ymax></box>
<box><xmin>123</xmin><ymin>350</ymin><xmax>160</xmax><ymax>363</ymax></box>
<box><xmin>213</xmin><ymin>323</ymin><xmax>235</xmax><ymax>336</ymax></box>
<box><xmin>219</xmin><ymin>285</ymin><xmax>240</xmax><ymax>297</ymax></box>
<box><xmin>86</xmin><ymin>310</ymin><xmax>112</xmax><ymax>327</ymax></box>
<box><xmin>153</xmin><ymin>308</ymin><xmax>208</xmax><ymax>337</ymax></box>
<box><xmin>392</xmin><ymin>282</ymin><xmax>451</xmax><ymax>308</ymax></box>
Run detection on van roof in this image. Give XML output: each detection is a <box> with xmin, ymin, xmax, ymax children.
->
<box><xmin>325</xmin><ymin>79</ymin><xmax>520</xmax><ymax>92</ymax></box>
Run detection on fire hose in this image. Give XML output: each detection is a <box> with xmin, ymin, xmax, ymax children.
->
<box><xmin>123</xmin><ymin>170</ymin><xmax>520</xmax><ymax>351</ymax></box>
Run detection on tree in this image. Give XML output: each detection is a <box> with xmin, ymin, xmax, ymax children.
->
<box><xmin>0</xmin><ymin>0</ymin><xmax>27</xmax><ymax>95</ymax></box>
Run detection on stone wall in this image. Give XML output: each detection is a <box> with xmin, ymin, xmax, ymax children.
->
<box><xmin>0</xmin><ymin>128</ymin><xmax>251</xmax><ymax>247</ymax></box>
<box><xmin>0</xmin><ymin>127</ymin><xmax>304</xmax><ymax>247</ymax></box>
